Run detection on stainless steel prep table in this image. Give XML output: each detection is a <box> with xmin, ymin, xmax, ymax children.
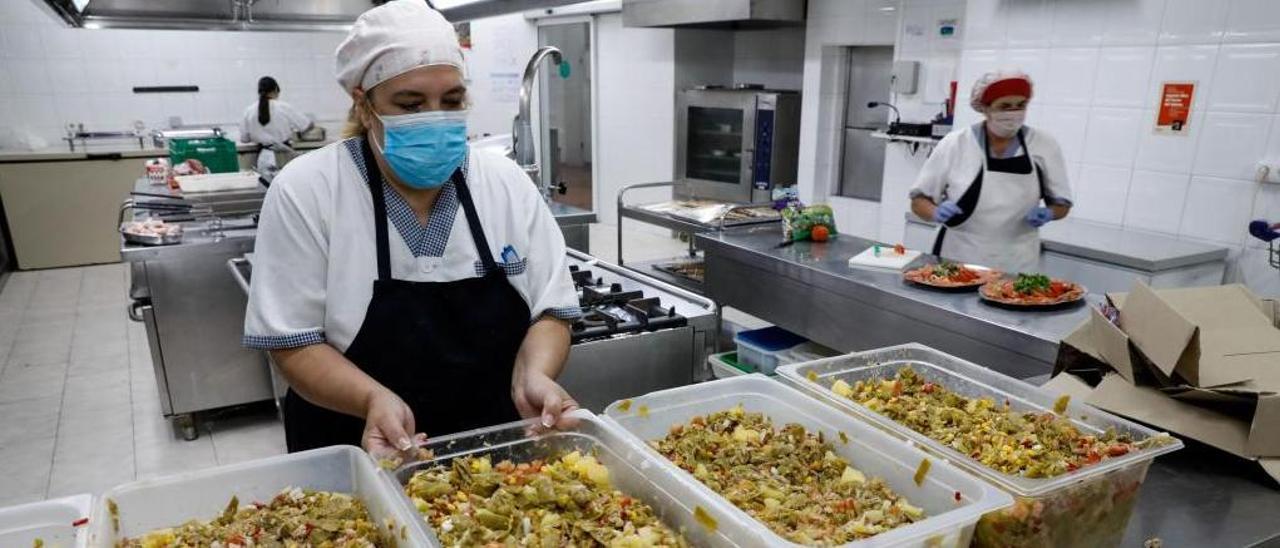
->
<box><xmin>124</xmin><ymin>215</ymin><xmax>271</xmax><ymax>440</ymax></box>
<box><xmin>698</xmin><ymin>226</ymin><xmax>1090</xmax><ymax>378</ymax></box>
<box><xmin>700</xmin><ymin>227</ymin><xmax>1280</xmax><ymax>546</ymax></box>
<box><xmin>547</xmin><ymin>201</ymin><xmax>595</xmax><ymax>254</ymax></box>
<box><xmin>905</xmin><ymin>214</ymin><xmax>1229</xmax><ymax>294</ymax></box>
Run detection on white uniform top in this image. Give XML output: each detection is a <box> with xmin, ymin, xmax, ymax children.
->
<box><xmin>243</xmin><ymin>138</ymin><xmax>580</xmax><ymax>352</ymax></box>
<box><xmin>910</xmin><ymin>124</ymin><xmax>1074</xmax><ymax>206</ymax></box>
<box><xmin>240</xmin><ymin>100</ymin><xmax>311</xmax><ymax>146</ymax></box>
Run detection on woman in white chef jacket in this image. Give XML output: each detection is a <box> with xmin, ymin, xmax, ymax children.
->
<box><xmin>240</xmin><ymin>76</ymin><xmax>312</xmax><ymax>182</ymax></box>
<box><xmin>242</xmin><ymin>0</ymin><xmax>581</xmax><ymax>456</ymax></box>
<box><xmin>910</xmin><ymin>71</ymin><xmax>1073</xmax><ymax>273</ymax></box>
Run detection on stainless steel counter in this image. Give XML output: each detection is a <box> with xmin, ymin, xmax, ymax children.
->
<box><xmin>546</xmin><ymin>201</ymin><xmax>595</xmax><ymax>253</ymax></box>
<box><xmin>906</xmin><ymin>213</ymin><xmax>1229</xmax><ymax>272</ymax></box>
<box><xmin>0</xmin><ymin>139</ymin><xmax>331</xmax><ymax>163</ymax></box>
<box><xmin>698</xmin><ymin>226</ymin><xmax>1280</xmax><ymax>545</ymax></box>
<box><xmin>698</xmin><ymin>226</ymin><xmax>1091</xmax><ymax>378</ymax></box>
<box><xmin>1119</xmin><ymin>441</ymin><xmax>1280</xmax><ymax>546</ymax></box>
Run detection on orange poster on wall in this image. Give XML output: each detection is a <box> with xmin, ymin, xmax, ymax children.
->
<box><xmin>1155</xmin><ymin>82</ymin><xmax>1195</xmax><ymax>135</ymax></box>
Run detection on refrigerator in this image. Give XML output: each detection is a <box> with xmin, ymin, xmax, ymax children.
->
<box><xmin>840</xmin><ymin>46</ymin><xmax>895</xmax><ymax>201</ymax></box>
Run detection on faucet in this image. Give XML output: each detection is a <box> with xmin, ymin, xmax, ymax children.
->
<box><xmin>512</xmin><ymin>46</ymin><xmax>563</xmax><ymax>202</ymax></box>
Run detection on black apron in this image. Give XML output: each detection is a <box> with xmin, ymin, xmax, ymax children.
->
<box><xmin>283</xmin><ymin>138</ymin><xmax>528</xmax><ymax>452</ymax></box>
<box><xmin>931</xmin><ymin>127</ymin><xmax>1046</xmax><ymax>256</ymax></box>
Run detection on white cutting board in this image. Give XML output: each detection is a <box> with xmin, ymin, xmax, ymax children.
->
<box><xmin>847</xmin><ymin>246</ymin><xmax>922</xmax><ymax>270</ymax></box>
<box><xmin>176</xmin><ymin>171</ymin><xmax>260</xmax><ymax>193</ymax></box>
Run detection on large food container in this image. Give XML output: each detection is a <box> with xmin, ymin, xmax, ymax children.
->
<box><xmin>390</xmin><ymin>409</ymin><xmax>738</xmax><ymax>547</ymax></box>
<box><xmin>603</xmin><ymin>374</ymin><xmax>1013</xmax><ymax>547</ymax></box>
<box><xmin>777</xmin><ymin>343</ymin><xmax>1184</xmax><ymax>548</ymax></box>
<box><xmin>88</xmin><ymin>445</ymin><xmax>430</xmax><ymax>547</ymax></box>
<box><xmin>0</xmin><ymin>494</ymin><xmax>92</xmax><ymax>547</ymax></box>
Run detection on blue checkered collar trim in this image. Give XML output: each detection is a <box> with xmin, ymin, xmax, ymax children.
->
<box><xmin>343</xmin><ymin>137</ymin><xmax>467</xmax><ymax>258</ymax></box>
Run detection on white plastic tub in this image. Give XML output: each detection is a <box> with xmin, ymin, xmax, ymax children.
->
<box><xmin>87</xmin><ymin>445</ymin><xmax>429</xmax><ymax>547</ymax></box>
<box><xmin>777</xmin><ymin>343</ymin><xmax>1184</xmax><ymax>548</ymax></box>
<box><xmin>0</xmin><ymin>494</ymin><xmax>92</xmax><ymax>548</ymax></box>
<box><xmin>603</xmin><ymin>375</ymin><xmax>1013</xmax><ymax>548</ymax></box>
<box><xmin>389</xmin><ymin>409</ymin><xmax>737</xmax><ymax>547</ymax></box>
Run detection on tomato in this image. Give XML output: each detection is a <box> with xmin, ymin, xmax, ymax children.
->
<box><xmin>1106</xmin><ymin>444</ymin><xmax>1131</xmax><ymax>457</ymax></box>
<box><xmin>1049</xmin><ymin>281</ymin><xmax>1068</xmax><ymax>297</ymax></box>
<box><xmin>811</xmin><ymin>224</ymin><xmax>831</xmax><ymax>242</ymax></box>
<box><xmin>893</xmin><ymin>243</ymin><xmax>906</xmax><ymax>255</ymax></box>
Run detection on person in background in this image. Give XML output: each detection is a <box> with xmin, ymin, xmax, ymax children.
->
<box><xmin>909</xmin><ymin>70</ymin><xmax>1072</xmax><ymax>273</ymax></box>
<box><xmin>241</xmin><ymin>76</ymin><xmax>312</xmax><ymax>182</ymax></box>
<box><xmin>242</xmin><ymin>0</ymin><xmax>581</xmax><ymax>457</ymax></box>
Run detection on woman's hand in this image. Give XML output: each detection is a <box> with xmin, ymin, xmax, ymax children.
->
<box><xmin>513</xmin><ymin>369</ymin><xmax>580</xmax><ymax>431</ymax></box>
<box><xmin>362</xmin><ymin>388</ymin><xmax>419</xmax><ymax>458</ymax></box>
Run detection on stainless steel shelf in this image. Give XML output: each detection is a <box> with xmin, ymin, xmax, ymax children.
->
<box><xmin>624</xmin><ymin>256</ymin><xmax>706</xmax><ymax>296</ymax></box>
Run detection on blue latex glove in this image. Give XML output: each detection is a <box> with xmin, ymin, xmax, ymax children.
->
<box><xmin>933</xmin><ymin>201</ymin><xmax>963</xmax><ymax>223</ymax></box>
<box><xmin>1026</xmin><ymin>206</ymin><xmax>1054</xmax><ymax>228</ymax></box>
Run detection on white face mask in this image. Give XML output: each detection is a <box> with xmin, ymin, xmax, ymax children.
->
<box><xmin>986</xmin><ymin>110</ymin><xmax>1026</xmax><ymax>138</ymax></box>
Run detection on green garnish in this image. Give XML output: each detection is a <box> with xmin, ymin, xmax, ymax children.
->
<box><xmin>932</xmin><ymin>262</ymin><xmax>961</xmax><ymax>277</ymax></box>
<box><xmin>1012</xmin><ymin>273</ymin><xmax>1051</xmax><ymax>295</ymax></box>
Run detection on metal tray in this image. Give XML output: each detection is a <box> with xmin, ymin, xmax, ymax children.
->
<box><xmin>120</xmin><ymin>230</ymin><xmax>183</xmax><ymax>246</ymax></box>
<box><xmin>391</xmin><ymin>409</ymin><xmax>737</xmax><ymax>547</ymax></box>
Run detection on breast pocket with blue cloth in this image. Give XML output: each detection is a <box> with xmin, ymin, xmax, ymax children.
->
<box><xmin>475</xmin><ymin>244</ymin><xmax>527</xmax><ymax>276</ymax></box>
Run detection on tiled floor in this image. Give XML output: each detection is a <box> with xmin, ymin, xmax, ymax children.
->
<box><xmin>0</xmin><ymin>263</ymin><xmax>285</xmax><ymax>507</ymax></box>
<box><xmin>0</xmin><ymin>223</ymin><xmax>725</xmax><ymax>506</ymax></box>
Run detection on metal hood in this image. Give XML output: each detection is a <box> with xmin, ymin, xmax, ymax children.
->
<box><xmin>35</xmin><ymin>0</ymin><xmax>590</xmax><ymax>31</ymax></box>
<box><xmin>622</xmin><ymin>0</ymin><xmax>805</xmax><ymax>29</ymax></box>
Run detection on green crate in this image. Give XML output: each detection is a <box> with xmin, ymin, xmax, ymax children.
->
<box><xmin>168</xmin><ymin>137</ymin><xmax>239</xmax><ymax>174</ymax></box>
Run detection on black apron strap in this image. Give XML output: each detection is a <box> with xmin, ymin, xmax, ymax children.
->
<box><xmin>453</xmin><ymin>169</ymin><xmax>502</xmax><ymax>275</ymax></box>
<box><xmin>358</xmin><ymin>138</ymin><xmax>393</xmax><ymax>281</ymax></box>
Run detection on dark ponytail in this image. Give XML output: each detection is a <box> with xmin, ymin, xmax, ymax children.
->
<box><xmin>257</xmin><ymin>76</ymin><xmax>280</xmax><ymax>126</ymax></box>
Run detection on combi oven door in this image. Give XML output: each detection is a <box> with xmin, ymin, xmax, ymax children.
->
<box><xmin>677</xmin><ymin>90</ymin><xmax>757</xmax><ymax>203</ymax></box>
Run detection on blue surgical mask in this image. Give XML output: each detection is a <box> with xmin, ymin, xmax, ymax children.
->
<box><xmin>371</xmin><ymin>108</ymin><xmax>468</xmax><ymax>189</ymax></box>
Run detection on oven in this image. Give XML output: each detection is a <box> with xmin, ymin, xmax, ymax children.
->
<box><xmin>676</xmin><ymin>88</ymin><xmax>802</xmax><ymax>204</ymax></box>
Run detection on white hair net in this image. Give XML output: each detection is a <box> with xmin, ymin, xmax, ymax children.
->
<box><xmin>969</xmin><ymin>70</ymin><xmax>1034</xmax><ymax>113</ymax></box>
<box><xmin>335</xmin><ymin>0</ymin><xmax>465</xmax><ymax>94</ymax></box>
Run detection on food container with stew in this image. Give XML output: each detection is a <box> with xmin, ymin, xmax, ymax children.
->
<box><xmin>0</xmin><ymin>494</ymin><xmax>92</xmax><ymax>547</ymax></box>
<box><xmin>389</xmin><ymin>409</ymin><xmax>738</xmax><ymax>547</ymax></box>
<box><xmin>88</xmin><ymin>445</ymin><xmax>429</xmax><ymax>547</ymax></box>
<box><xmin>603</xmin><ymin>374</ymin><xmax>1012</xmax><ymax>547</ymax></box>
<box><xmin>777</xmin><ymin>343</ymin><xmax>1183</xmax><ymax>548</ymax></box>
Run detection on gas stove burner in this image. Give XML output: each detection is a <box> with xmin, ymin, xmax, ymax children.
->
<box><xmin>625</xmin><ymin>297</ymin><xmax>678</xmax><ymax>323</ymax></box>
<box><xmin>566</xmin><ymin>261</ymin><xmax>690</xmax><ymax>343</ymax></box>
<box><xmin>580</xmin><ymin>282</ymin><xmax>645</xmax><ymax>306</ymax></box>
<box><xmin>570</xmin><ymin>268</ymin><xmax>600</xmax><ymax>288</ymax></box>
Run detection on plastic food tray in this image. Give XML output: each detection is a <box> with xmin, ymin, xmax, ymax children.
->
<box><xmin>603</xmin><ymin>374</ymin><xmax>1012</xmax><ymax>548</ymax></box>
<box><xmin>709</xmin><ymin>351</ymin><xmax>750</xmax><ymax>379</ymax></box>
<box><xmin>87</xmin><ymin>445</ymin><xmax>429</xmax><ymax>547</ymax></box>
<box><xmin>0</xmin><ymin>494</ymin><xmax>92</xmax><ymax>548</ymax></box>
<box><xmin>734</xmin><ymin>327</ymin><xmax>836</xmax><ymax>375</ymax></box>
<box><xmin>777</xmin><ymin>343</ymin><xmax>1184</xmax><ymax>548</ymax></box>
<box><xmin>390</xmin><ymin>409</ymin><xmax>737</xmax><ymax>547</ymax></box>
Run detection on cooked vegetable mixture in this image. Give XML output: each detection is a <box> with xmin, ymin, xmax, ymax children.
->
<box><xmin>405</xmin><ymin>452</ymin><xmax>688</xmax><ymax>547</ymax></box>
<box><xmin>652</xmin><ymin>406</ymin><xmax>923</xmax><ymax>545</ymax></box>
<box><xmin>117</xmin><ymin>488</ymin><xmax>390</xmax><ymax>547</ymax></box>
<box><xmin>831</xmin><ymin>367</ymin><xmax>1172</xmax><ymax>478</ymax></box>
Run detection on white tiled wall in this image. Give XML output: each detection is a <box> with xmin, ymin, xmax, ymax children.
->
<box><xmin>0</xmin><ymin>1</ymin><xmax>349</xmax><ymax>146</ymax></box>
<box><xmin>953</xmin><ymin>0</ymin><xmax>1280</xmax><ymax>296</ymax></box>
<box><xmin>795</xmin><ymin>0</ymin><xmax>966</xmax><ymax>243</ymax></box>
<box><xmin>0</xmin><ymin>1</ymin><xmax>532</xmax><ymax>148</ymax></box>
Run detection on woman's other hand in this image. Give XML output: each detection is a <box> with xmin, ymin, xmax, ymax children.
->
<box><xmin>362</xmin><ymin>388</ymin><xmax>419</xmax><ymax>458</ymax></box>
<box><xmin>513</xmin><ymin>370</ymin><xmax>580</xmax><ymax>431</ymax></box>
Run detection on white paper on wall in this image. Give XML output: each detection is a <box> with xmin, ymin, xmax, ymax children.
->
<box><xmin>489</xmin><ymin>72</ymin><xmax>522</xmax><ymax>104</ymax></box>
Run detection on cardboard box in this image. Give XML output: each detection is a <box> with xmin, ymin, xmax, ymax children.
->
<box><xmin>1052</xmin><ymin>282</ymin><xmax>1280</xmax><ymax>482</ymax></box>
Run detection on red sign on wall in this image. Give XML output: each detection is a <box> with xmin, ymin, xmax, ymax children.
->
<box><xmin>1155</xmin><ymin>82</ymin><xmax>1195</xmax><ymax>135</ymax></box>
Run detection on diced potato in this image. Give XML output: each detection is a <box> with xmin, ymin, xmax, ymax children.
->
<box><xmin>731</xmin><ymin>427</ymin><xmax>761</xmax><ymax>443</ymax></box>
<box><xmin>831</xmin><ymin>379</ymin><xmax>853</xmax><ymax>397</ymax></box>
<box><xmin>839</xmin><ymin>466</ymin><xmax>866</xmax><ymax>485</ymax></box>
